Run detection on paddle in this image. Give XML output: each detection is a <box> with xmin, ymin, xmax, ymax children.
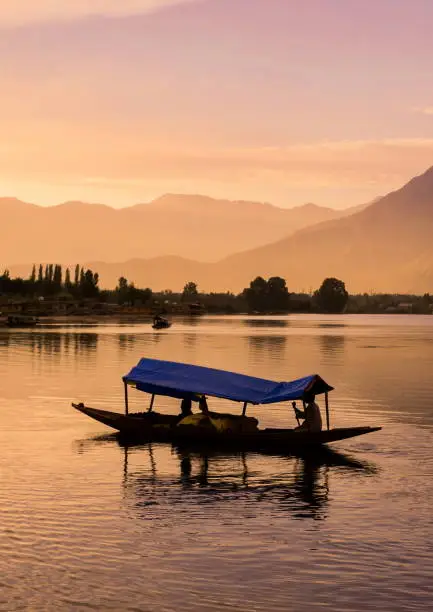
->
<box><xmin>292</xmin><ymin>401</ymin><xmax>300</xmax><ymax>426</ymax></box>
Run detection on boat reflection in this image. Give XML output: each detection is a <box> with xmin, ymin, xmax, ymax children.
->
<box><xmin>243</xmin><ymin>318</ymin><xmax>290</xmax><ymax>329</ymax></box>
<box><xmin>75</xmin><ymin>435</ymin><xmax>378</xmax><ymax>521</ymax></box>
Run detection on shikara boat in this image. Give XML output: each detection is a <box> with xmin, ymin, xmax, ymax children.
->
<box><xmin>152</xmin><ymin>316</ymin><xmax>171</xmax><ymax>330</ymax></box>
<box><xmin>6</xmin><ymin>315</ymin><xmax>39</xmax><ymax>328</ymax></box>
<box><xmin>72</xmin><ymin>358</ymin><xmax>381</xmax><ymax>451</ymax></box>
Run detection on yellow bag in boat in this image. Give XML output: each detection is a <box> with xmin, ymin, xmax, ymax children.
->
<box><xmin>177</xmin><ymin>412</ymin><xmax>258</xmax><ymax>434</ymax></box>
<box><xmin>177</xmin><ymin>414</ymin><xmax>215</xmax><ymax>430</ymax></box>
<box><xmin>209</xmin><ymin>414</ymin><xmax>258</xmax><ymax>434</ymax></box>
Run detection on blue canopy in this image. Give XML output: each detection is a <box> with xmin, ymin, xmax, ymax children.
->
<box><xmin>123</xmin><ymin>358</ymin><xmax>333</xmax><ymax>405</ymax></box>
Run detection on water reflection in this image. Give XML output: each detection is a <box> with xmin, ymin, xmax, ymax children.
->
<box><xmin>318</xmin><ymin>334</ymin><xmax>346</xmax><ymax>364</ymax></box>
<box><xmin>124</xmin><ymin>445</ymin><xmax>376</xmax><ymax>521</ymax></box>
<box><xmin>118</xmin><ymin>334</ymin><xmax>137</xmax><ymax>352</ymax></box>
<box><xmin>248</xmin><ymin>335</ymin><xmax>287</xmax><ymax>361</ymax></box>
<box><xmin>0</xmin><ymin>333</ymin><xmax>10</xmax><ymax>348</ymax></box>
<box><xmin>182</xmin><ymin>316</ymin><xmax>202</xmax><ymax>327</ymax></box>
<box><xmin>243</xmin><ymin>318</ymin><xmax>289</xmax><ymax>329</ymax></box>
<box><xmin>316</xmin><ymin>323</ymin><xmax>346</xmax><ymax>329</ymax></box>
<box><xmin>183</xmin><ymin>333</ymin><xmax>197</xmax><ymax>351</ymax></box>
<box><xmin>2</xmin><ymin>331</ymin><xmax>98</xmax><ymax>356</ymax></box>
<box><xmin>75</xmin><ymin>436</ymin><xmax>377</xmax><ymax>522</ymax></box>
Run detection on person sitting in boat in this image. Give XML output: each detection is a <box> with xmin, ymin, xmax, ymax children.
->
<box><xmin>176</xmin><ymin>395</ymin><xmax>215</xmax><ymax>430</ymax></box>
<box><xmin>198</xmin><ymin>395</ymin><xmax>209</xmax><ymax>415</ymax></box>
<box><xmin>293</xmin><ymin>393</ymin><xmax>322</xmax><ymax>432</ymax></box>
<box><xmin>179</xmin><ymin>397</ymin><xmax>193</xmax><ymax>418</ymax></box>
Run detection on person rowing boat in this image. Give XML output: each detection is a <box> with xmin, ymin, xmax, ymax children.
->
<box><xmin>292</xmin><ymin>392</ymin><xmax>323</xmax><ymax>433</ymax></box>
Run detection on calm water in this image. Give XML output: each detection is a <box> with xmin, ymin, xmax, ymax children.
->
<box><xmin>1</xmin><ymin>315</ymin><xmax>433</xmax><ymax>611</ymax></box>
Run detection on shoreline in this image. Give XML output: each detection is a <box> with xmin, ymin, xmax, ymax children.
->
<box><xmin>1</xmin><ymin>310</ymin><xmax>432</xmax><ymax>329</ymax></box>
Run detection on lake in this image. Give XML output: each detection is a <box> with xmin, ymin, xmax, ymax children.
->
<box><xmin>1</xmin><ymin>314</ymin><xmax>433</xmax><ymax>611</ymax></box>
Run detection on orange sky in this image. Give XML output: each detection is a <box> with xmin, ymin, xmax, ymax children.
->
<box><xmin>1</xmin><ymin>0</ymin><xmax>432</xmax><ymax>208</ymax></box>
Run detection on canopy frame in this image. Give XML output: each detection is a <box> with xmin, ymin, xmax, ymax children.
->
<box><xmin>148</xmin><ymin>394</ymin><xmax>155</xmax><ymax>412</ymax></box>
<box><xmin>124</xmin><ymin>380</ymin><xmax>129</xmax><ymax>415</ymax></box>
<box><xmin>325</xmin><ymin>392</ymin><xmax>330</xmax><ymax>430</ymax></box>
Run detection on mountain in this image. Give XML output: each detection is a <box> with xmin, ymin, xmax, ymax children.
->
<box><xmin>215</xmin><ymin>165</ymin><xmax>433</xmax><ymax>293</ymax></box>
<box><xmin>0</xmin><ymin>193</ymin><xmax>349</xmax><ymax>265</ymax></box>
<box><xmin>227</xmin><ymin>165</ymin><xmax>433</xmax><ymax>293</ymax></box>
<box><xmin>38</xmin><ymin>165</ymin><xmax>432</xmax><ymax>294</ymax></box>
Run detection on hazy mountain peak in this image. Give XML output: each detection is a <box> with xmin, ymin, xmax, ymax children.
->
<box><xmin>292</xmin><ymin>202</ymin><xmax>332</xmax><ymax>212</ymax></box>
<box><xmin>398</xmin><ymin>164</ymin><xmax>433</xmax><ymax>198</ymax></box>
<box><xmin>363</xmin><ymin>164</ymin><xmax>433</xmax><ymax>218</ymax></box>
<box><xmin>0</xmin><ymin>197</ymin><xmax>36</xmax><ymax>209</ymax></box>
<box><xmin>54</xmin><ymin>200</ymin><xmax>114</xmax><ymax>212</ymax></box>
<box><xmin>150</xmin><ymin>193</ymin><xmax>276</xmax><ymax>212</ymax></box>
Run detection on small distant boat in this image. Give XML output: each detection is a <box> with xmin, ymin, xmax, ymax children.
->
<box><xmin>6</xmin><ymin>315</ymin><xmax>39</xmax><ymax>328</ymax></box>
<box><xmin>152</xmin><ymin>316</ymin><xmax>171</xmax><ymax>330</ymax></box>
<box><xmin>72</xmin><ymin>358</ymin><xmax>381</xmax><ymax>453</ymax></box>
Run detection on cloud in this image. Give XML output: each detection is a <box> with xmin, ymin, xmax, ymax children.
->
<box><xmin>1</xmin><ymin>131</ymin><xmax>432</xmax><ymax>207</ymax></box>
<box><xmin>2</xmin><ymin>127</ymin><xmax>433</xmax><ymax>183</ymax></box>
<box><xmin>413</xmin><ymin>106</ymin><xmax>433</xmax><ymax>116</ymax></box>
<box><xmin>0</xmin><ymin>0</ymin><xmax>198</xmax><ymax>27</ymax></box>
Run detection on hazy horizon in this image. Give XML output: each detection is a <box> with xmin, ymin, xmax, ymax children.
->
<box><xmin>0</xmin><ymin>190</ymin><xmax>375</xmax><ymax>211</ymax></box>
<box><xmin>1</xmin><ymin>0</ymin><xmax>433</xmax><ymax>208</ymax></box>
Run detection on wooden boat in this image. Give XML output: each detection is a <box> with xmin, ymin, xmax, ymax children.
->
<box><xmin>152</xmin><ymin>316</ymin><xmax>171</xmax><ymax>329</ymax></box>
<box><xmin>6</xmin><ymin>315</ymin><xmax>39</xmax><ymax>328</ymax></box>
<box><xmin>72</xmin><ymin>358</ymin><xmax>381</xmax><ymax>451</ymax></box>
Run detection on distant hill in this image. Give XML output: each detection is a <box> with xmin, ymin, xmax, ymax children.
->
<box><xmin>29</xmin><ymin>164</ymin><xmax>432</xmax><ymax>294</ymax></box>
<box><xmin>213</xmin><ymin>165</ymin><xmax>433</xmax><ymax>294</ymax></box>
<box><xmin>0</xmin><ymin>193</ymin><xmax>352</xmax><ymax>265</ymax></box>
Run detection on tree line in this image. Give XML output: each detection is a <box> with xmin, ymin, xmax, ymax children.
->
<box><xmin>0</xmin><ymin>264</ymin><xmax>99</xmax><ymax>298</ymax></box>
<box><xmin>241</xmin><ymin>276</ymin><xmax>348</xmax><ymax>313</ymax></box>
<box><xmin>0</xmin><ymin>265</ymin><xmax>155</xmax><ymax>306</ymax></box>
<box><xmin>1</xmin><ymin>266</ymin><xmax>431</xmax><ymax>314</ymax></box>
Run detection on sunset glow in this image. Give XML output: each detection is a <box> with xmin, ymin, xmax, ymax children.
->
<box><xmin>1</xmin><ymin>0</ymin><xmax>432</xmax><ymax>208</ymax></box>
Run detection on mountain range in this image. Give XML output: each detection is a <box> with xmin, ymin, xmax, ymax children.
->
<box><xmin>5</xmin><ymin>165</ymin><xmax>433</xmax><ymax>293</ymax></box>
<box><xmin>1</xmin><ymin>194</ymin><xmax>358</xmax><ymax>264</ymax></box>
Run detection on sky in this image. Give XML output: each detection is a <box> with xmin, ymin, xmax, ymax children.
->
<box><xmin>1</xmin><ymin>0</ymin><xmax>433</xmax><ymax>209</ymax></box>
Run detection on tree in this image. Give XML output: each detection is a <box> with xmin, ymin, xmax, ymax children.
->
<box><xmin>65</xmin><ymin>268</ymin><xmax>72</xmax><ymax>292</ymax></box>
<box><xmin>53</xmin><ymin>264</ymin><xmax>62</xmax><ymax>292</ymax></box>
<box><xmin>37</xmin><ymin>264</ymin><xmax>43</xmax><ymax>284</ymax></box>
<box><xmin>74</xmin><ymin>264</ymin><xmax>80</xmax><ymax>286</ymax></box>
<box><xmin>182</xmin><ymin>281</ymin><xmax>198</xmax><ymax>302</ymax></box>
<box><xmin>241</xmin><ymin>276</ymin><xmax>290</xmax><ymax>312</ymax></box>
<box><xmin>267</xmin><ymin>276</ymin><xmax>290</xmax><ymax>311</ymax></box>
<box><xmin>117</xmin><ymin>277</ymin><xmax>128</xmax><ymax>292</ymax></box>
<box><xmin>115</xmin><ymin>276</ymin><xmax>151</xmax><ymax>305</ymax></box>
<box><xmin>30</xmin><ymin>265</ymin><xmax>36</xmax><ymax>284</ymax></box>
<box><xmin>314</xmin><ymin>277</ymin><xmax>348</xmax><ymax>313</ymax></box>
<box><xmin>243</xmin><ymin>276</ymin><xmax>267</xmax><ymax>312</ymax></box>
<box><xmin>116</xmin><ymin>277</ymin><xmax>129</xmax><ymax>304</ymax></box>
<box><xmin>81</xmin><ymin>269</ymin><xmax>99</xmax><ymax>298</ymax></box>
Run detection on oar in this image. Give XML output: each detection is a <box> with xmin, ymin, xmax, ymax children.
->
<box><xmin>292</xmin><ymin>401</ymin><xmax>300</xmax><ymax>426</ymax></box>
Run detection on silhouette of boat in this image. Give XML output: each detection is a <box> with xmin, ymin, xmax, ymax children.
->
<box><xmin>72</xmin><ymin>358</ymin><xmax>381</xmax><ymax>452</ymax></box>
<box><xmin>152</xmin><ymin>316</ymin><xmax>171</xmax><ymax>329</ymax></box>
<box><xmin>6</xmin><ymin>315</ymin><xmax>39</xmax><ymax>328</ymax></box>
